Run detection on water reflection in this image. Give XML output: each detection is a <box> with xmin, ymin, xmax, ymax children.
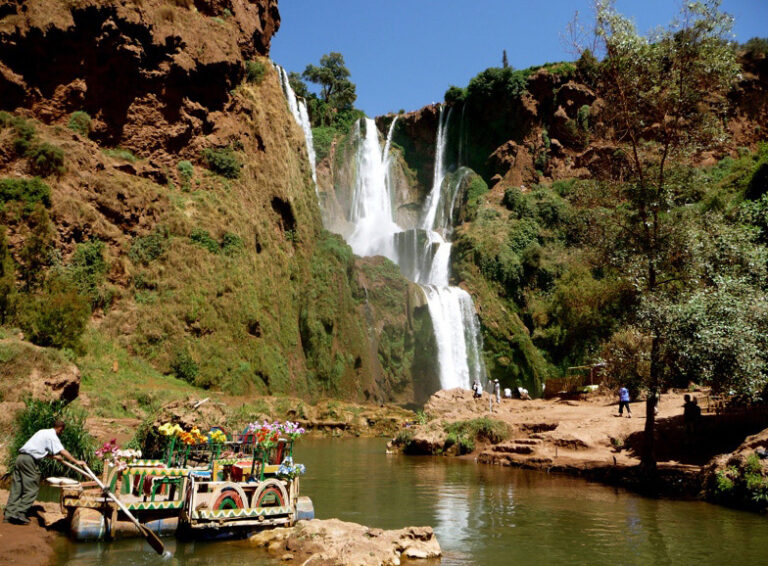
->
<box><xmin>54</xmin><ymin>437</ymin><xmax>768</xmax><ymax>566</ymax></box>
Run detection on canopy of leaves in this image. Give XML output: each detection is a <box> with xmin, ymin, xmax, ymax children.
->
<box><xmin>302</xmin><ymin>52</ymin><xmax>357</xmax><ymax>111</ymax></box>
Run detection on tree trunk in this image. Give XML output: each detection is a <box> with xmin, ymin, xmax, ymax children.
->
<box><xmin>642</xmin><ymin>335</ymin><xmax>661</xmax><ymax>472</ymax></box>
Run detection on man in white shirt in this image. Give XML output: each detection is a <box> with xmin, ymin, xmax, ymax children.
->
<box><xmin>4</xmin><ymin>419</ymin><xmax>86</xmax><ymax>525</ymax></box>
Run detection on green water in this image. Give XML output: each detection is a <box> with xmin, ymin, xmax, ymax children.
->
<box><xmin>53</xmin><ymin>437</ymin><xmax>768</xmax><ymax>565</ymax></box>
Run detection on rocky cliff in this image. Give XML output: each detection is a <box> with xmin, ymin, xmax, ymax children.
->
<box><xmin>0</xmin><ymin>0</ymin><xmax>435</xmax><ymax>408</ymax></box>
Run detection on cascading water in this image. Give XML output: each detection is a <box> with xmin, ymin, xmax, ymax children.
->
<box><xmin>276</xmin><ymin>65</ymin><xmax>317</xmax><ymax>189</ymax></box>
<box><xmin>332</xmin><ymin>108</ymin><xmax>487</xmax><ymax>391</ymax></box>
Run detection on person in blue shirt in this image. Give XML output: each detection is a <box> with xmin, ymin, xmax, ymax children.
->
<box><xmin>618</xmin><ymin>387</ymin><xmax>631</xmax><ymax>418</ymax></box>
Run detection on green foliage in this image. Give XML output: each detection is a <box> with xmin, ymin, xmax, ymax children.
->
<box><xmin>577</xmin><ymin>104</ymin><xmax>590</xmax><ymax>131</ymax></box>
<box><xmin>311</xmin><ymin>126</ymin><xmax>335</xmax><ymax>160</ymax></box>
<box><xmin>17</xmin><ymin>205</ymin><xmax>54</xmax><ymax>290</ymax></box>
<box><xmin>4</xmin><ymin>116</ymin><xmax>36</xmax><ymax>155</ymax></box>
<box><xmin>221</xmin><ymin>232</ymin><xmax>243</xmax><ymax>255</ymax></box>
<box><xmin>202</xmin><ymin>147</ymin><xmax>241</xmax><ymax>179</ymax></box>
<box><xmin>464</xmin><ymin>175</ymin><xmax>489</xmax><ymax>220</ymax></box>
<box><xmin>26</xmin><ymin>142</ymin><xmax>65</xmax><ymax>176</ymax></box>
<box><xmin>743</xmin><ymin>37</ymin><xmax>768</xmax><ymax>56</ymax></box>
<box><xmin>288</xmin><ymin>71</ymin><xmax>310</xmax><ymax>99</ymax></box>
<box><xmin>576</xmin><ymin>49</ymin><xmax>600</xmax><ymax>85</ymax></box>
<box><xmin>714</xmin><ymin>468</ymin><xmax>737</xmax><ymax>496</ymax></box>
<box><xmin>466</xmin><ymin>66</ymin><xmax>529</xmax><ymax>104</ymax></box>
<box><xmin>444</xmin><ymin>418</ymin><xmax>508</xmax><ymax>454</ymax></box>
<box><xmin>189</xmin><ymin>228</ymin><xmax>220</xmax><ymax>254</ymax></box>
<box><xmin>245</xmin><ymin>60</ymin><xmax>266</xmax><ymax>84</ymax></box>
<box><xmin>302</xmin><ymin>52</ymin><xmax>357</xmax><ymax>111</ymax></box>
<box><xmin>7</xmin><ymin>399</ymin><xmax>100</xmax><ymax>478</ymax></box>
<box><xmin>67</xmin><ymin>111</ymin><xmax>92</xmax><ymax>136</ymax></box>
<box><xmin>129</xmin><ymin>229</ymin><xmax>169</xmax><ymax>265</ymax></box>
<box><xmin>444</xmin><ymin>85</ymin><xmax>467</xmax><ymax>104</ymax></box>
<box><xmin>177</xmin><ymin>160</ymin><xmax>194</xmax><ymax>189</ymax></box>
<box><xmin>66</xmin><ymin>240</ymin><xmax>110</xmax><ymax>309</ymax></box>
<box><xmin>0</xmin><ymin>227</ymin><xmax>17</xmax><ymax>324</ymax></box>
<box><xmin>0</xmin><ymin>177</ymin><xmax>51</xmax><ymax>211</ymax></box>
<box><xmin>102</xmin><ymin>148</ymin><xmax>138</xmax><ymax>162</ymax></box>
<box><xmin>170</xmin><ymin>347</ymin><xmax>199</xmax><ymax>383</ymax></box>
<box><xmin>19</xmin><ymin>276</ymin><xmax>91</xmax><ymax>350</ymax></box>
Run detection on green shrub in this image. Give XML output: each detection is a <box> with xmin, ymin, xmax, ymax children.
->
<box><xmin>245</xmin><ymin>60</ymin><xmax>266</xmax><ymax>84</ymax></box>
<box><xmin>466</xmin><ymin>66</ymin><xmax>529</xmax><ymax>104</ymax></box>
<box><xmin>0</xmin><ymin>177</ymin><xmax>51</xmax><ymax>210</ymax></box>
<box><xmin>444</xmin><ymin>85</ymin><xmax>467</xmax><ymax>104</ymax></box>
<box><xmin>7</xmin><ymin>399</ymin><xmax>100</xmax><ymax>478</ymax></box>
<box><xmin>19</xmin><ymin>277</ymin><xmax>91</xmax><ymax>350</ymax></box>
<box><xmin>8</xmin><ymin>117</ymin><xmax>36</xmax><ymax>155</ymax></box>
<box><xmin>26</xmin><ymin>142</ymin><xmax>65</xmax><ymax>176</ymax></box>
<box><xmin>444</xmin><ymin>418</ymin><xmax>508</xmax><ymax>455</ymax></box>
<box><xmin>129</xmin><ymin>230</ymin><xmax>169</xmax><ymax>265</ymax></box>
<box><xmin>66</xmin><ymin>240</ymin><xmax>109</xmax><ymax>309</ymax></box>
<box><xmin>465</xmin><ymin>175</ymin><xmax>489</xmax><ymax>219</ymax></box>
<box><xmin>103</xmin><ymin>148</ymin><xmax>138</xmax><ymax>162</ymax></box>
<box><xmin>714</xmin><ymin>468</ymin><xmax>736</xmax><ymax>495</ymax></box>
<box><xmin>202</xmin><ymin>147</ymin><xmax>241</xmax><ymax>179</ymax></box>
<box><xmin>67</xmin><ymin>111</ymin><xmax>92</xmax><ymax>136</ymax></box>
<box><xmin>577</xmin><ymin>104</ymin><xmax>590</xmax><ymax>132</ymax></box>
<box><xmin>177</xmin><ymin>160</ymin><xmax>194</xmax><ymax>190</ymax></box>
<box><xmin>312</xmin><ymin>126</ymin><xmax>335</xmax><ymax>161</ymax></box>
<box><xmin>189</xmin><ymin>228</ymin><xmax>219</xmax><ymax>254</ymax></box>
<box><xmin>743</xmin><ymin>37</ymin><xmax>768</xmax><ymax>56</ymax></box>
<box><xmin>221</xmin><ymin>232</ymin><xmax>243</xmax><ymax>255</ymax></box>
<box><xmin>171</xmin><ymin>347</ymin><xmax>199</xmax><ymax>383</ymax></box>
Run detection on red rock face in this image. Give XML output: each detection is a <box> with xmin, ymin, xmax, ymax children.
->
<box><xmin>0</xmin><ymin>0</ymin><xmax>280</xmax><ymax>154</ymax></box>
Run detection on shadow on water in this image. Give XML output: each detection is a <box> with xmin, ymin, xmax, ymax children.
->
<box><xmin>54</xmin><ymin>437</ymin><xmax>768</xmax><ymax>566</ymax></box>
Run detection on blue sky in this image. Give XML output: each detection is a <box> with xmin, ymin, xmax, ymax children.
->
<box><xmin>271</xmin><ymin>0</ymin><xmax>768</xmax><ymax>117</ymax></box>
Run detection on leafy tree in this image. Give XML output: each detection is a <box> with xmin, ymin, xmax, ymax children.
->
<box><xmin>18</xmin><ymin>204</ymin><xmax>54</xmax><ymax>290</ymax></box>
<box><xmin>743</xmin><ymin>37</ymin><xmax>768</xmax><ymax>56</ymax></box>
<box><xmin>591</xmin><ymin>0</ymin><xmax>739</xmax><ymax>469</ymax></box>
<box><xmin>0</xmin><ymin>226</ymin><xmax>17</xmax><ymax>324</ymax></box>
<box><xmin>20</xmin><ymin>275</ymin><xmax>91</xmax><ymax>350</ymax></box>
<box><xmin>302</xmin><ymin>52</ymin><xmax>357</xmax><ymax>111</ymax></box>
<box><xmin>288</xmin><ymin>71</ymin><xmax>310</xmax><ymax>99</ymax></box>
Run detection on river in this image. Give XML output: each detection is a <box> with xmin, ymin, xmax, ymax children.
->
<box><xmin>53</xmin><ymin>437</ymin><xmax>768</xmax><ymax>565</ymax></box>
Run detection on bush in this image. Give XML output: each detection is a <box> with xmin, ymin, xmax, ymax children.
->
<box><xmin>312</xmin><ymin>126</ymin><xmax>335</xmax><ymax>161</ymax></box>
<box><xmin>245</xmin><ymin>60</ymin><xmax>266</xmax><ymax>84</ymax></box>
<box><xmin>66</xmin><ymin>240</ymin><xmax>109</xmax><ymax>309</ymax></box>
<box><xmin>444</xmin><ymin>417</ymin><xmax>508</xmax><ymax>454</ymax></box>
<box><xmin>26</xmin><ymin>142</ymin><xmax>65</xmax><ymax>176</ymax></box>
<box><xmin>221</xmin><ymin>232</ymin><xmax>243</xmax><ymax>255</ymax></box>
<box><xmin>466</xmin><ymin>66</ymin><xmax>529</xmax><ymax>104</ymax></box>
<box><xmin>7</xmin><ymin>399</ymin><xmax>100</xmax><ymax>478</ymax></box>
<box><xmin>189</xmin><ymin>228</ymin><xmax>219</xmax><ymax>254</ymax></box>
<box><xmin>171</xmin><ymin>347</ymin><xmax>199</xmax><ymax>383</ymax></box>
<box><xmin>177</xmin><ymin>160</ymin><xmax>194</xmax><ymax>190</ymax></box>
<box><xmin>19</xmin><ymin>277</ymin><xmax>91</xmax><ymax>350</ymax></box>
<box><xmin>8</xmin><ymin>116</ymin><xmax>36</xmax><ymax>155</ymax></box>
<box><xmin>444</xmin><ymin>85</ymin><xmax>467</xmax><ymax>104</ymax></box>
<box><xmin>129</xmin><ymin>229</ymin><xmax>169</xmax><ymax>265</ymax></box>
<box><xmin>103</xmin><ymin>148</ymin><xmax>137</xmax><ymax>162</ymax></box>
<box><xmin>202</xmin><ymin>147</ymin><xmax>241</xmax><ymax>179</ymax></box>
<box><xmin>0</xmin><ymin>177</ymin><xmax>51</xmax><ymax>210</ymax></box>
<box><xmin>743</xmin><ymin>37</ymin><xmax>768</xmax><ymax>56</ymax></box>
<box><xmin>464</xmin><ymin>175</ymin><xmax>489</xmax><ymax>219</ymax></box>
<box><xmin>67</xmin><ymin>111</ymin><xmax>92</xmax><ymax>136</ymax></box>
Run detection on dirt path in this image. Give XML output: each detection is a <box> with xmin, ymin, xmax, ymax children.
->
<box><xmin>0</xmin><ymin>490</ymin><xmax>61</xmax><ymax>566</ymax></box>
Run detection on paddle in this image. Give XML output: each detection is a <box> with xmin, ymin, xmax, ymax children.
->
<box><xmin>61</xmin><ymin>461</ymin><xmax>166</xmax><ymax>555</ymax></box>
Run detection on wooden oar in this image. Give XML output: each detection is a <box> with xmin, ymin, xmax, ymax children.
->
<box><xmin>62</xmin><ymin>461</ymin><xmax>166</xmax><ymax>555</ymax></box>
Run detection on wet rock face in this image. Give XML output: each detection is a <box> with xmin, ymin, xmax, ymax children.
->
<box><xmin>0</xmin><ymin>0</ymin><xmax>279</xmax><ymax>151</ymax></box>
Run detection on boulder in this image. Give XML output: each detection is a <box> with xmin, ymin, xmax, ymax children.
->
<box><xmin>249</xmin><ymin>518</ymin><xmax>441</xmax><ymax>565</ymax></box>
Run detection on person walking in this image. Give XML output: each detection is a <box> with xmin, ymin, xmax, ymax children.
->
<box><xmin>4</xmin><ymin>419</ymin><xmax>86</xmax><ymax>525</ymax></box>
<box><xmin>494</xmin><ymin>379</ymin><xmax>501</xmax><ymax>405</ymax></box>
<box><xmin>618</xmin><ymin>386</ymin><xmax>631</xmax><ymax>418</ymax></box>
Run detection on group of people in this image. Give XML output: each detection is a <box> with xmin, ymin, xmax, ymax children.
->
<box><xmin>616</xmin><ymin>388</ymin><xmax>702</xmax><ymax>434</ymax></box>
<box><xmin>3</xmin><ymin>419</ymin><xmax>85</xmax><ymax>525</ymax></box>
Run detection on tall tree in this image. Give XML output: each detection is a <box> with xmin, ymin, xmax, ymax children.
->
<box><xmin>302</xmin><ymin>52</ymin><xmax>357</xmax><ymax>111</ymax></box>
<box><xmin>502</xmin><ymin>49</ymin><xmax>509</xmax><ymax>68</ymax></box>
<box><xmin>590</xmin><ymin>0</ymin><xmax>739</xmax><ymax>469</ymax></box>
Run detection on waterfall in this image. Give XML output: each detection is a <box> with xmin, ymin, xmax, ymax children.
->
<box><xmin>276</xmin><ymin>65</ymin><xmax>317</xmax><ymax>189</ymax></box>
<box><xmin>328</xmin><ymin>109</ymin><xmax>486</xmax><ymax>392</ymax></box>
<box><xmin>346</xmin><ymin>118</ymin><xmax>400</xmax><ymax>261</ymax></box>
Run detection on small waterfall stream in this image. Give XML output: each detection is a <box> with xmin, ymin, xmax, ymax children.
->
<box><xmin>276</xmin><ymin>65</ymin><xmax>317</xmax><ymax>189</ymax></box>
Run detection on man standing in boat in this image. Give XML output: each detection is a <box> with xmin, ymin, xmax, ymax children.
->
<box><xmin>3</xmin><ymin>419</ymin><xmax>86</xmax><ymax>525</ymax></box>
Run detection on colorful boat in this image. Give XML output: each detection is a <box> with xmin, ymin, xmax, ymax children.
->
<box><xmin>57</xmin><ymin>422</ymin><xmax>314</xmax><ymax>541</ymax></box>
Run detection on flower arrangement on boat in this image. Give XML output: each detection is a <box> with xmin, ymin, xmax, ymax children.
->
<box><xmin>276</xmin><ymin>456</ymin><xmax>306</xmax><ymax>480</ymax></box>
<box><xmin>209</xmin><ymin>429</ymin><xmax>227</xmax><ymax>444</ymax></box>
<box><xmin>95</xmin><ymin>439</ymin><xmax>142</xmax><ymax>470</ymax></box>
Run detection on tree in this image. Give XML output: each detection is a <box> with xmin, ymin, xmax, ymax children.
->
<box><xmin>591</xmin><ymin>0</ymin><xmax>739</xmax><ymax>469</ymax></box>
<box><xmin>288</xmin><ymin>71</ymin><xmax>310</xmax><ymax>99</ymax></box>
<box><xmin>302</xmin><ymin>52</ymin><xmax>357</xmax><ymax>111</ymax></box>
<box><xmin>0</xmin><ymin>226</ymin><xmax>17</xmax><ymax>324</ymax></box>
<box><xmin>502</xmin><ymin>50</ymin><xmax>509</xmax><ymax>68</ymax></box>
<box><xmin>18</xmin><ymin>204</ymin><xmax>54</xmax><ymax>290</ymax></box>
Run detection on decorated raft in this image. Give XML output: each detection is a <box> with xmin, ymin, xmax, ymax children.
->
<box><xmin>57</xmin><ymin>420</ymin><xmax>314</xmax><ymax>541</ymax></box>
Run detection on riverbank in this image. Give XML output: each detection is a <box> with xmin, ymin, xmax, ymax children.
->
<box><xmin>0</xmin><ymin>489</ymin><xmax>63</xmax><ymax>566</ymax></box>
<box><xmin>391</xmin><ymin>388</ymin><xmax>768</xmax><ymax>507</ymax></box>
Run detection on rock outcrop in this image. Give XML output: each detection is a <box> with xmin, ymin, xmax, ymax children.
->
<box><xmin>248</xmin><ymin>518</ymin><xmax>442</xmax><ymax>566</ymax></box>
